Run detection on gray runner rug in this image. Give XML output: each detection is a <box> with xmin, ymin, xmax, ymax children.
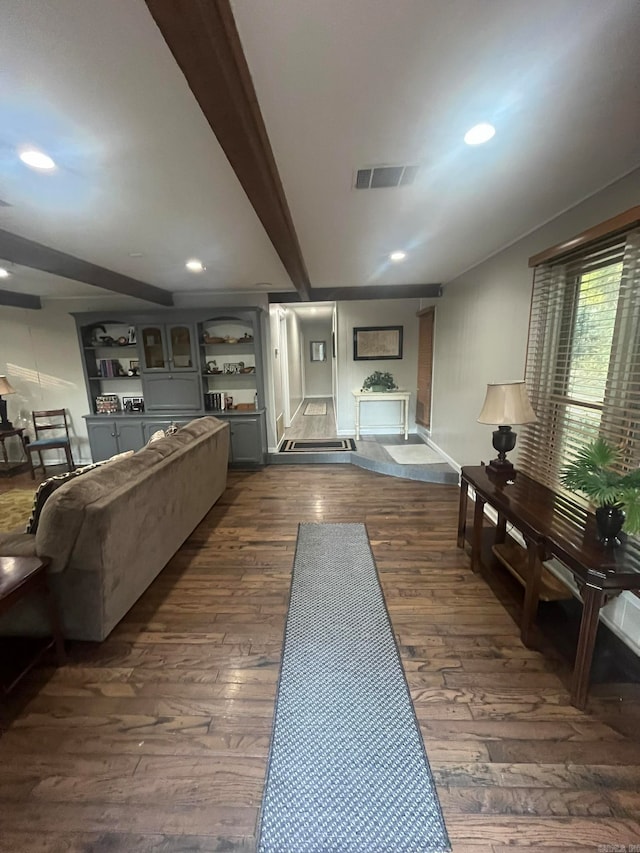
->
<box><xmin>258</xmin><ymin>522</ymin><xmax>450</xmax><ymax>853</ymax></box>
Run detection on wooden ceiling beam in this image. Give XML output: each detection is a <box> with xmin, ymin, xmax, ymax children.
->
<box><xmin>268</xmin><ymin>284</ymin><xmax>443</xmax><ymax>303</ymax></box>
<box><xmin>0</xmin><ymin>288</ymin><xmax>41</xmax><ymax>310</ymax></box>
<box><xmin>145</xmin><ymin>0</ymin><xmax>312</xmax><ymax>301</ymax></box>
<box><xmin>0</xmin><ymin>229</ymin><xmax>173</xmax><ymax>306</ymax></box>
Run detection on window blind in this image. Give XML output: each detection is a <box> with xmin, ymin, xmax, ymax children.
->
<box><xmin>518</xmin><ymin>224</ymin><xmax>640</xmax><ymax>490</ymax></box>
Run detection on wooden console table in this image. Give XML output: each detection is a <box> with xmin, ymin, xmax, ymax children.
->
<box><xmin>0</xmin><ymin>556</ymin><xmax>65</xmax><ymax>692</ymax></box>
<box><xmin>458</xmin><ymin>465</ymin><xmax>640</xmax><ymax>710</ymax></box>
<box><xmin>352</xmin><ymin>390</ymin><xmax>411</xmax><ymax>440</ymax></box>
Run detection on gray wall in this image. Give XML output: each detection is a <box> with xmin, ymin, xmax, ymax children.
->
<box><xmin>427</xmin><ymin>166</ymin><xmax>640</xmax><ymax>470</ymax></box>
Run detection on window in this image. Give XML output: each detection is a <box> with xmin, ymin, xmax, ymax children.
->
<box><xmin>518</xmin><ymin>212</ymin><xmax>640</xmax><ymax>490</ymax></box>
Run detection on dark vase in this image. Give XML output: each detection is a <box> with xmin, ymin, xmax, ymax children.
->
<box><xmin>595</xmin><ymin>504</ymin><xmax>625</xmax><ymax>547</ymax></box>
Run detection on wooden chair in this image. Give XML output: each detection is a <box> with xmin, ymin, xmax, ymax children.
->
<box><xmin>24</xmin><ymin>409</ymin><xmax>75</xmax><ymax>480</ymax></box>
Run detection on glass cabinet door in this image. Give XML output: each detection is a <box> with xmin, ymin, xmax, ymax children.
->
<box><xmin>140</xmin><ymin>326</ymin><xmax>167</xmax><ymax>370</ymax></box>
<box><xmin>168</xmin><ymin>325</ymin><xmax>195</xmax><ymax>370</ymax></box>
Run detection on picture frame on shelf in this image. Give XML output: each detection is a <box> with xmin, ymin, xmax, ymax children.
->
<box><xmin>122</xmin><ymin>396</ymin><xmax>145</xmax><ymax>412</ymax></box>
<box><xmin>353</xmin><ymin>325</ymin><xmax>403</xmax><ymax>360</ymax></box>
<box><xmin>223</xmin><ymin>362</ymin><xmax>243</xmax><ymax>374</ymax></box>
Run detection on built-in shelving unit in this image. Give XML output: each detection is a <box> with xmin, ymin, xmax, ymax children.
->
<box><xmin>73</xmin><ymin>308</ymin><xmax>267</xmax><ymax>466</ymax></box>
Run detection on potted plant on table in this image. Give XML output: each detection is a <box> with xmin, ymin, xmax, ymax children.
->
<box><xmin>560</xmin><ymin>437</ymin><xmax>640</xmax><ymax>545</ymax></box>
<box><xmin>361</xmin><ymin>371</ymin><xmax>397</xmax><ymax>392</ymax></box>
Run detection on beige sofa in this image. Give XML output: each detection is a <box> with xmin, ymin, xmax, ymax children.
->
<box><xmin>0</xmin><ymin>416</ymin><xmax>229</xmax><ymax>641</ymax></box>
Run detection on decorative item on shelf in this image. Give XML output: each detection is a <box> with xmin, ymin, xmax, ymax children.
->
<box><xmin>206</xmin><ymin>360</ymin><xmax>222</xmax><ymax>374</ymax></box>
<box><xmin>225</xmin><ymin>395</ymin><xmax>234</xmax><ymax>409</ymax></box>
<box><xmin>560</xmin><ymin>437</ymin><xmax>640</xmax><ymax>546</ymax></box>
<box><xmin>99</xmin><ymin>335</ymin><xmax>116</xmax><ymax>346</ymax></box>
<box><xmin>88</xmin><ymin>324</ymin><xmax>107</xmax><ymax>346</ymax></box>
<box><xmin>127</xmin><ymin>360</ymin><xmax>140</xmax><ymax>376</ymax></box>
<box><xmin>223</xmin><ymin>335</ymin><xmax>238</xmax><ymax>344</ymax></box>
<box><xmin>477</xmin><ymin>381</ymin><xmax>537</xmax><ymax>476</ymax></box>
<box><xmin>239</xmin><ymin>333</ymin><xmax>253</xmax><ymax>342</ymax></box>
<box><xmin>117</xmin><ymin>336</ymin><xmax>129</xmax><ymax>346</ymax></box>
<box><xmin>235</xmin><ymin>402</ymin><xmax>256</xmax><ymax>411</ymax></box>
<box><xmin>223</xmin><ymin>362</ymin><xmax>243</xmax><ymax>374</ymax></box>
<box><xmin>202</xmin><ymin>333</ymin><xmax>225</xmax><ymax>344</ymax></box>
<box><xmin>122</xmin><ymin>396</ymin><xmax>145</xmax><ymax>413</ymax></box>
<box><xmin>0</xmin><ymin>376</ymin><xmax>16</xmax><ymax>430</ymax></box>
<box><xmin>239</xmin><ymin>365</ymin><xmax>256</xmax><ymax>374</ymax></box>
<box><xmin>361</xmin><ymin>371</ymin><xmax>397</xmax><ymax>392</ymax></box>
<box><xmin>128</xmin><ymin>326</ymin><xmax>136</xmax><ymax>345</ymax></box>
<box><xmin>95</xmin><ymin>394</ymin><xmax>120</xmax><ymax>414</ymax></box>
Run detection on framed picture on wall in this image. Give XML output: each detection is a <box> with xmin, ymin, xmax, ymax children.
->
<box><xmin>353</xmin><ymin>326</ymin><xmax>403</xmax><ymax>360</ymax></box>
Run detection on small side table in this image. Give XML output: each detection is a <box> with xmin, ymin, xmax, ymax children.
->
<box><xmin>0</xmin><ymin>556</ymin><xmax>65</xmax><ymax>693</ymax></box>
<box><xmin>0</xmin><ymin>427</ymin><xmax>28</xmax><ymax>476</ymax></box>
<box><xmin>352</xmin><ymin>390</ymin><xmax>411</xmax><ymax>440</ymax></box>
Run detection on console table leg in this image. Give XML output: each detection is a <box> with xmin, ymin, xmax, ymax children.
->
<box><xmin>471</xmin><ymin>495</ymin><xmax>485</xmax><ymax>573</ymax></box>
<box><xmin>457</xmin><ymin>479</ymin><xmax>468</xmax><ymax>548</ymax></box>
<box><xmin>571</xmin><ymin>585</ymin><xmax>605</xmax><ymax>710</ymax></box>
<box><xmin>520</xmin><ymin>541</ymin><xmax>544</xmax><ymax>647</ymax></box>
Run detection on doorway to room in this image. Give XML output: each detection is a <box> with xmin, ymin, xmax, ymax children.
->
<box><xmin>269</xmin><ymin>303</ymin><xmax>336</xmax><ymax>446</ymax></box>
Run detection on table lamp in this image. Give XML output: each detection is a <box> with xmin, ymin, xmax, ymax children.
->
<box><xmin>477</xmin><ymin>381</ymin><xmax>537</xmax><ymax>475</ymax></box>
<box><xmin>0</xmin><ymin>376</ymin><xmax>16</xmax><ymax>430</ymax></box>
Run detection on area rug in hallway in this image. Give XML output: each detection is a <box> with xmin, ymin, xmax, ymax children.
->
<box><xmin>303</xmin><ymin>401</ymin><xmax>327</xmax><ymax>416</ymax></box>
<box><xmin>0</xmin><ymin>490</ymin><xmax>35</xmax><ymax>532</ymax></box>
<box><xmin>258</xmin><ymin>522</ymin><xmax>450</xmax><ymax>853</ymax></box>
<box><xmin>279</xmin><ymin>438</ymin><xmax>356</xmax><ymax>453</ymax></box>
<box><xmin>384</xmin><ymin>443</ymin><xmax>446</xmax><ymax>465</ymax></box>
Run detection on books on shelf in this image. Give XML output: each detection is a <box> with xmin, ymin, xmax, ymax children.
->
<box><xmin>204</xmin><ymin>392</ymin><xmax>226</xmax><ymax>411</ymax></box>
<box><xmin>97</xmin><ymin>358</ymin><xmax>125</xmax><ymax>378</ymax></box>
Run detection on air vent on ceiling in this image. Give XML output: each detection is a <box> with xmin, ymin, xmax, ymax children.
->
<box><xmin>354</xmin><ymin>164</ymin><xmax>419</xmax><ymax>189</ymax></box>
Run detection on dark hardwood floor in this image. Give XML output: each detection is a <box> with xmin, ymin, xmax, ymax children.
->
<box><xmin>0</xmin><ymin>464</ymin><xmax>639</xmax><ymax>851</ymax></box>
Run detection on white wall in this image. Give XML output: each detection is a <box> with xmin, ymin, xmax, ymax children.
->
<box><xmin>285</xmin><ymin>309</ymin><xmax>303</xmax><ymax>420</ymax></box>
<box><xmin>428</xmin><ymin>167</ymin><xmax>640</xmax><ymax>469</ymax></box>
<box><xmin>301</xmin><ymin>319</ymin><xmax>332</xmax><ymax>397</ymax></box>
<box><xmin>335</xmin><ymin>298</ymin><xmax>420</xmax><ymax>435</ymax></box>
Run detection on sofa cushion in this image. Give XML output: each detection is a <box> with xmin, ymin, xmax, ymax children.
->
<box><xmin>147</xmin><ymin>429</ymin><xmax>165</xmax><ymax>445</ymax></box>
<box><xmin>25</xmin><ymin>450</ymin><xmax>135</xmax><ymax>536</ymax></box>
<box><xmin>0</xmin><ymin>531</ymin><xmax>37</xmax><ymax>558</ymax></box>
<box><xmin>25</xmin><ymin>461</ymin><xmax>108</xmax><ymax>535</ymax></box>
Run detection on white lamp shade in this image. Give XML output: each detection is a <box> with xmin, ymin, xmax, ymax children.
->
<box><xmin>477</xmin><ymin>381</ymin><xmax>537</xmax><ymax>425</ymax></box>
<box><xmin>0</xmin><ymin>376</ymin><xmax>15</xmax><ymax>396</ymax></box>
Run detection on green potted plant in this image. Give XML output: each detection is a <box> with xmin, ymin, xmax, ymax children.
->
<box><xmin>560</xmin><ymin>437</ymin><xmax>640</xmax><ymax>544</ymax></box>
<box><xmin>361</xmin><ymin>371</ymin><xmax>397</xmax><ymax>392</ymax></box>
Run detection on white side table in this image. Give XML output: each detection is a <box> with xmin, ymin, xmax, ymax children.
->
<box><xmin>352</xmin><ymin>390</ymin><xmax>411</xmax><ymax>440</ymax></box>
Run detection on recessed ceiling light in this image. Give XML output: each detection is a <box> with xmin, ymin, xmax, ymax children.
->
<box><xmin>389</xmin><ymin>251</ymin><xmax>407</xmax><ymax>262</ymax></box>
<box><xmin>0</xmin><ymin>268</ymin><xmax>10</xmax><ymax>278</ymax></box>
<box><xmin>19</xmin><ymin>148</ymin><xmax>56</xmax><ymax>170</ymax></box>
<box><xmin>186</xmin><ymin>259</ymin><xmax>205</xmax><ymax>272</ymax></box>
<box><xmin>464</xmin><ymin>123</ymin><xmax>496</xmax><ymax>145</ymax></box>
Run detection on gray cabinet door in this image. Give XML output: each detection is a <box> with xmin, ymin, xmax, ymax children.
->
<box><xmin>87</xmin><ymin>421</ymin><xmax>119</xmax><ymax>462</ymax></box>
<box><xmin>143</xmin><ymin>374</ymin><xmax>202</xmax><ymax>412</ymax></box>
<box><xmin>116</xmin><ymin>420</ymin><xmax>145</xmax><ymax>453</ymax></box>
<box><xmin>228</xmin><ymin>415</ymin><xmax>265</xmax><ymax>466</ymax></box>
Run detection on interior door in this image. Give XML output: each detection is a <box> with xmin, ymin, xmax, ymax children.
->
<box><xmin>416</xmin><ymin>308</ymin><xmax>435</xmax><ymax>428</ymax></box>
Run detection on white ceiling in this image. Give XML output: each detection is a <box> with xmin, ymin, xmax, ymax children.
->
<box><xmin>1</xmin><ymin>0</ymin><xmax>639</xmax><ymax>302</ymax></box>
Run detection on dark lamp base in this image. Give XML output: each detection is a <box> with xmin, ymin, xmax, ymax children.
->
<box><xmin>487</xmin><ymin>458</ymin><xmax>515</xmax><ymax>476</ymax></box>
